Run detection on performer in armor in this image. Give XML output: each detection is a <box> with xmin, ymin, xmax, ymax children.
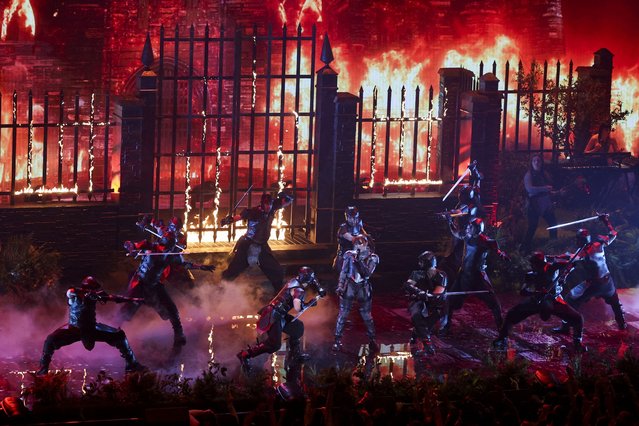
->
<box><xmin>38</xmin><ymin>276</ymin><xmax>145</xmax><ymax>375</ymax></box>
<box><xmin>220</xmin><ymin>192</ymin><xmax>294</xmax><ymax>291</ymax></box>
<box><xmin>445</xmin><ymin>217</ymin><xmax>508</xmax><ymax>332</ymax></box>
<box><xmin>403</xmin><ymin>251</ymin><xmax>448</xmax><ymax>356</ymax></box>
<box><xmin>493</xmin><ymin>251</ymin><xmax>586</xmax><ymax>352</ymax></box>
<box><xmin>332</xmin><ymin>235</ymin><xmax>380</xmax><ymax>353</ymax></box>
<box><xmin>553</xmin><ymin>214</ymin><xmax>626</xmax><ymax>333</ymax></box>
<box><xmin>237</xmin><ymin>267</ymin><xmax>325</xmax><ymax>389</ymax></box>
<box><xmin>333</xmin><ymin>206</ymin><xmax>369</xmax><ymax>271</ymax></box>
<box><xmin>119</xmin><ymin>228</ymin><xmax>215</xmax><ymax>349</ymax></box>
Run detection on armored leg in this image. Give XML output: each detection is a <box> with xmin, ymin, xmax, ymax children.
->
<box><xmin>222</xmin><ymin>239</ymin><xmax>250</xmax><ymax>281</ymax></box>
<box><xmin>333</xmin><ymin>295</ymin><xmax>354</xmax><ymax>350</ymax></box>
<box><xmin>154</xmin><ymin>285</ymin><xmax>186</xmax><ymax>347</ymax></box>
<box><xmin>38</xmin><ymin>327</ymin><xmax>82</xmax><ymax>375</ymax></box>
<box><xmin>258</xmin><ymin>249</ymin><xmax>285</xmax><ymax>292</ymax></box>
<box><xmin>604</xmin><ymin>292</ymin><xmax>627</xmax><ymax>330</ymax></box>
<box><xmin>493</xmin><ymin>301</ymin><xmax>537</xmax><ymax>349</ymax></box>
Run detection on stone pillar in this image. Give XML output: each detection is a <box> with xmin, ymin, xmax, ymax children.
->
<box><xmin>574</xmin><ymin>48</ymin><xmax>614</xmax><ymax>156</ymax></box>
<box><xmin>311</xmin><ymin>34</ymin><xmax>339</xmax><ymax>243</ymax></box>
<box><xmin>332</xmin><ymin>92</ymin><xmax>359</xmax><ymax>232</ymax></box>
<box><xmin>116</xmin><ymin>33</ymin><xmax>157</xmax><ymax>213</ymax></box>
<box><xmin>437</xmin><ymin>68</ymin><xmax>475</xmax><ymax>182</ymax></box>
<box><xmin>461</xmin><ymin>73</ymin><xmax>502</xmax><ymax>206</ymax></box>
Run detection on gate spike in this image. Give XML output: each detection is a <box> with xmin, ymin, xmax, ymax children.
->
<box><xmin>141</xmin><ymin>32</ymin><xmax>154</xmax><ymax>69</ymax></box>
<box><xmin>320</xmin><ymin>33</ymin><xmax>334</xmax><ymax>66</ymax></box>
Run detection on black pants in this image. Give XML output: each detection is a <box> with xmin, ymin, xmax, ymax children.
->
<box><xmin>119</xmin><ymin>279</ymin><xmax>183</xmax><ymax>336</ymax></box>
<box><xmin>408</xmin><ymin>301</ymin><xmax>443</xmax><ymax>340</ymax></box>
<box><xmin>447</xmin><ymin>271</ymin><xmax>503</xmax><ymax>329</ymax></box>
<box><xmin>335</xmin><ymin>280</ymin><xmax>375</xmax><ymax>341</ymax></box>
<box><xmin>40</xmin><ymin>323</ymin><xmax>135</xmax><ymax>369</ymax></box>
<box><xmin>564</xmin><ymin>276</ymin><xmax>625</xmax><ymax>327</ymax></box>
<box><xmin>248</xmin><ymin>311</ymin><xmax>304</xmax><ymax>356</ymax></box>
<box><xmin>222</xmin><ymin>237</ymin><xmax>284</xmax><ymax>291</ymax></box>
<box><xmin>523</xmin><ymin>195</ymin><xmax>557</xmax><ymax>249</ymax></box>
<box><xmin>498</xmin><ymin>298</ymin><xmax>583</xmax><ymax>340</ymax></box>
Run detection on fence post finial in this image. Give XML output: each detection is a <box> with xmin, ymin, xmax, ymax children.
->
<box><xmin>141</xmin><ymin>32</ymin><xmax>154</xmax><ymax>70</ymax></box>
<box><xmin>320</xmin><ymin>32</ymin><xmax>334</xmax><ymax>67</ymax></box>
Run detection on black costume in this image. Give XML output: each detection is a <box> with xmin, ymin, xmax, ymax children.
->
<box><xmin>221</xmin><ymin>192</ymin><xmax>293</xmax><ymax>291</ymax></box>
<box><xmin>333</xmin><ymin>236</ymin><xmax>380</xmax><ymax>352</ymax></box>
<box><xmin>446</xmin><ymin>218</ymin><xmax>507</xmax><ymax>331</ymax></box>
<box><xmin>403</xmin><ymin>251</ymin><xmax>448</xmax><ymax>356</ymax></box>
<box><xmin>38</xmin><ymin>277</ymin><xmax>144</xmax><ymax>375</ymax></box>
<box><xmin>523</xmin><ymin>159</ymin><xmax>558</xmax><ymax>249</ymax></box>
<box><xmin>237</xmin><ymin>267</ymin><xmax>325</xmax><ymax>391</ymax></box>
<box><xmin>494</xmin><ymin>252</ymin><xmax>585</xmax><ymax>351</ymax></box>
<box><xmin>119</xmin><ymin>230</ymin><xmax>214</xmax><ymax>348</ymax></box>
<box><xmin>333</xmin><ymin>206</ymin><xmax>368</xmax><ymax>272</ymax></box>
<box><xmin>555</xmin><ymin>216</ymin><xmax>626</xmax><ymax>333</ymax></box>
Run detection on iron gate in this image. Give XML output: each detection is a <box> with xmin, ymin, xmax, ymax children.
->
<box><xmin>153</xmin><ymin>24</ymin><xmax>317</xmax><ymax>243</ymax></box>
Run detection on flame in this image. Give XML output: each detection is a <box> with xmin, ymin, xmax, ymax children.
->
<box><xmin>1</xmin><ymin>0</ymin><xmax>35</xmax><ymax>41</ymax></box>
<box><xmin>612</xmin><ymin>72</ymin><xmax>639</xmax><ymax>156</ymax></box>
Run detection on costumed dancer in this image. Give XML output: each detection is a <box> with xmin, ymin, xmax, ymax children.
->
<box><xmin>119</xmin><ymin>227</ymin><xmax>215</xmax><ymax>349</ymax></box>
<box><xmin>553</xmin><ymin>214</ymin><xmax>626</xmax><ymax>334</ymax></box>
<box><xmin>237</xmin><ymin>267</ymin><xmax>325</xmax><ymax>395</ymax></box>
<box><xmin>332</xmin><ymin>235</ymin><xmax>380</xmax><ymax>354</ymax></box>
<box><xmin>493</xmin><ymin>251</ymin><xmax>586</xmax><ymax>352</ymax></box>
<box><xmin>220</xmin><ymin>192</ymin><xmax>293</xmax><ymax>291</ymax></box>
<box><xmin>445</xmin><ymin>218</ymin><xmax>509</xmax><ymax>332</ymax></box>
<box><xmin>403</xmin><ymin>251</ymin><xmax>448</xmax><ymax>358</ymax></box>
<box><xmin>38</xmin><ymin>276</ymin><xmax>146</xmax><ymax>375</ymax></box>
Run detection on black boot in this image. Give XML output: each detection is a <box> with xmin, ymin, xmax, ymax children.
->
<box><xmin>237</xmin><ymin>343</ymin><xmax>269</xmax><ymax>372</ymax></box>
<box><xmin>37</xmin><ymin>353</ymin><xmax>53</xmax><ymax>376</ymax></box>
<box><xmin>117</xmin><ymin>338</ymin><xmax>146</xmax><ymax>373</ymax></box>
<box><xmin>171</xmin><ymin>316</ymin><xmax>187</xmax><ymax>348</ymax></box>
<box><xmin>608</xmin><ymin>294</ymin><xmax>627</xmax><ymax>330</ymax></box>
<box><xmin>492</xmin><ymin>337</ymin><xmax>508</xmax><ymax>351</ymax></box>
<box><xmin>287</xmin><ymin>339</ymin><xmax>310</xmax><ymax>364</ymax></box>
<box><xmin>552</xmin><ymin>321</ymin><xmax>571</xmax><ymax>335</ymax></box>
<box><xmin>368</xmin><ymin>339</ymin><xmax>379</xmax><ymax>356</ymax></box>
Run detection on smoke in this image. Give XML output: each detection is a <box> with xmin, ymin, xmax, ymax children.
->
<box><xmin>0</xmin><ymin>262</ymin><xmax>339</xmax><ymax>380</ymax></box>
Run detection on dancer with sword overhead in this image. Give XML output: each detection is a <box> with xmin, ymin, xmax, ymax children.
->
<box><xmin>551</xmin><ymin>213</ymin><xmax>627</xmax><ymax>333</ymax></box>
<box><xmin>220</xmin><ymin>189</ymin><xmax>293</xmax><ymax>291</ymax></box>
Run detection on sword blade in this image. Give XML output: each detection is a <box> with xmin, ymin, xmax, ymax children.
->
<box><xmin>444</xmin><ymin>290</ymin><xmax>490</xmax><ymax>296</ymax></box>
<box><xmin>442</xmin><ymin>168</ymin><xmax>471</xmax><ymax>202</ymax></box>
<box><xmin>232</xmin><ymin>184</ymin><xmax>253</xmax><ymax>212</ymax></box>
<box><xmin>546</xmin><ymin>215</ymin><xmax>599</xmax><ymax>230</ymax></box>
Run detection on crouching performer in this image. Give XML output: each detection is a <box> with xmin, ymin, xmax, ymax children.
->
<box><xmin>333</xmin><ymin>235</ymin><xmax>380</xmax><ymax>354</ymax></box>
<box><xmin>493</xmin><ymin>251</ymin><xmax>586</xmax><ymax>352</ymax></box>
<box><xmin>403</xmin><ymin>251</ymin><xmax>448</xmax><ymax>358</ymax></box>
<box><xmin>38</xmin><ymin>276</ymin><xmax>146</xmax><ymax>375</ymax></box>
<box><xmin>237</xmin><ymin>267</ymin><xmax>325</xmax><ymax>389</ymax></box>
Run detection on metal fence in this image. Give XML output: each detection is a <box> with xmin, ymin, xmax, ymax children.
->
<box><xmin>353</xmin><ymin>84</ymin><xmax>441</xmax><ymax>198</ymax></box>
<box><xmin>0</xmin><ymin>91</ymin><xmax>113</xmax><ymax>205</ymax></box>
<box><xmin>153</xmin><ymin>24</ymin><xmax>317</xmax><ymax>242</ymax></box>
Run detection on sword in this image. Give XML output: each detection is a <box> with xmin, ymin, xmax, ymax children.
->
<box><xmin>129</xmin><ymin>251</ymin><xmax>191</xmax><ymax>258</ymax></box>
<box><xmin>425</xmin><ymin>290</ymin><xmax>490</xmax><ymax>298</ymax></box>
<box><xmin>139</xmin><ymin>226</ymin><xmax>187</xmax><ymax>251</ymax></box>
<box><xmin>442</xmin><ymin>161</ymin><xmax>475</xmax><ymax>202</ymax></box>
<box><xmin>290</xmin><ymin>295</ymin><xmax>322</xmax><ymax>323</ymax></box>
<box><xmin>232</xmin><ymin>184</ymin><xmax>253</xmax><ymax>213</ymax></box>
<box><xmin>546</xmin><ymin>215</ymin><xmax>599</xmax><ymax>230</ymax></box>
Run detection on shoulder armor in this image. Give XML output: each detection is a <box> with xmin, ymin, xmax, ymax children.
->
<box><xmin>286</xmin><ymin>278</ymin><xmax>303</xmax><ymax>290</ymax></box>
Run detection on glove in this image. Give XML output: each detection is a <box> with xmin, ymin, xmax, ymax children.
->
<box><xmin>200</xmin><ymin>264</ymin><xmax>216</xmax><ymax>272</ymax></box>
<box><xmin>220</xmin><ymin>216</ymin><xmax>233</xmax><ymax>226</ymax></box>
<box><xmin>123</xmin><ymin>241</ymin><xmax>135</xmax><ymax>253</ymax></box>
<box><xmin>318</xmin><ymin>287</ymin><xmax>327</xmax><ymax>298</ymax></box>
<box><xmin>597</xmin><ymin>213</ymin><xmax>610</xmax><ymax>224</ymax></box>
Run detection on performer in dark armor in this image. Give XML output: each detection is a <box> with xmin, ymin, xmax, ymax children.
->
<box><xmin>403</xmin><ymin>251</ymin><xmax>448</xmax><ymax>356</ymax></box>
<box><xmin>445</xmin><ymin>218</ymin><xmax>509</xmax><ymax>332</ymax></box>
<box><xmin>332</xmin><ymin>235</ymin><xmax>380</xmax><ymax>353</ymax></box>
<box><xmin>237</xmin><ymin>267</ymin><xmax>325</xmax><ymax>393</ymax></box>
<box><xmin>38</xmin><ymin>276</ymin><xmax>145</xmax><ymax>375</ymax></box>
<box><xmin>493</xmin><ymin>251</ymin><xmax>586</xmax><ymax>352</ymax></box>
<box><xmin>220</xmin><ymin>192</ymin><xmax>294</xmax><ymax>291</ymax></box>
<box><xmin>119</xmin><ymin>228</ymin><xmax>215</xmax><ymax>349</ymax></box>
<box><xmin>553</xmin><ymin>214</ymin><xmax>627</xmax><ymax>334</ymax></box>
<box><xmin>333</xmin><ymin>206</ymin><xmax>369</xmax><ymax>271</ymax></box>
